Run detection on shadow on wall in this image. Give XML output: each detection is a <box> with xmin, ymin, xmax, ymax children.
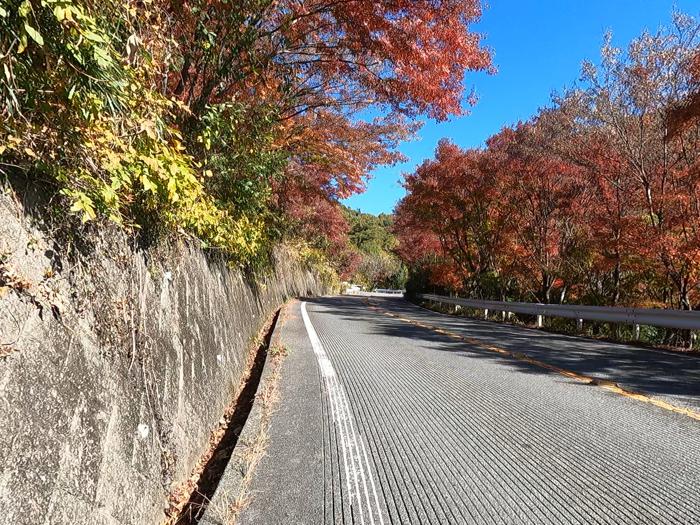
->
<box><xmin>0</xmin><ymin>181</ymin><xmax>328</xmax><ymax>525</ymax></box>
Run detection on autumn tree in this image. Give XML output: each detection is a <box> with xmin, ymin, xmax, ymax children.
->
<box><xmin>575</xmin><ymin>14</ymin><xmax>700</xmax><ymax>309</ymax></box>
<box><xmin>396</xmin><ymin>11</ymin><xmax>700</xmax><ymax>314</ymax></box>
<box><xmin>531</xmin><ymin>103</ymin><xmax>635</xmax><ymax>305</ymax></box>
<box><xmin>164</xmin><ymin>0</ymin><xmax>492</xmax><ymax>120</ymax></box>
<box><xmin>159</xmin><ymin>0</ymin><xmax>493</xmax><ymax>271</ymax></box>
<box><xmin>393</xmin><ymin>199</ymin><xmax>451</xmax><ymax>292</ymax></box>
<box><xmin>396</xmin><ymin>140</ymin><xmax>513</xmax><ymax>297</ymax></box>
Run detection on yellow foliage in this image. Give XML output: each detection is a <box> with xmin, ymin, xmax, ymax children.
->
<box><xmin>0</xmin><ymin>0</ymin><xmax>268</xmax><ymax>264</ymax></box>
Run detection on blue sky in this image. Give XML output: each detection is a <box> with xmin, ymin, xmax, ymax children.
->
<box><xmin>342</xmin><ymin>0</ymin><xmax>700</xmax><ymax>215</ymax></box>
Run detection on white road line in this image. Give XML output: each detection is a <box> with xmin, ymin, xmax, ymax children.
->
<box><xmin>331</xmin><ymin>373</ymin><xmax>365</xmax><ymax>524</ymax></box>
<box><xmin>340</xmin><ymin>376</ymin><xmax>380</xmax><ymax>525</ymax></box>
<box><xmin>302</xmin><ymin>303</ymin><xmax>360</xmax><ymax>520</ymax></box>
<box><xmin>301</xmin><ymin>301</ymin><xmax>385</xmax><ymax>525</ymax></box>
<box><xmin>302</xmin><ymin>301</ymin><xmax>365</xmax><ymax>522</ymax></box>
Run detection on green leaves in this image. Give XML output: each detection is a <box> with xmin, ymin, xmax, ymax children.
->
<box><xmin>92</xmin><ymin>46</ymin><xmax>112</xmax><ymax>68</ymax></box>
<box><xmin>68</xmin><ymin>192</ymin><xmax>97</xmax><ymax>223</ymax></box>
<box><xmin>197</xmin><ymin>102</ymin><xmax>286</xmax><ymax>221</ymax></box>
<box><xmin>18</xmin><ymin>0</ymin><xmax>31</xmax><ymax>17</ymax></box>
<box><xmin>0</xmin><ymin>1</ymin><xmax>262</xmax><ymax>266</ymax></box>
<box><xmin>23</xmin><ymin>23</ymin><xmax>43</xmax><ymax>46</ymax></box>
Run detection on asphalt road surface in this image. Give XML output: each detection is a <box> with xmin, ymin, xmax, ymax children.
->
<box><xmin>239</xmin><ymin>296</ymin><xmax>700</xmax><ymax>524</ymax></box>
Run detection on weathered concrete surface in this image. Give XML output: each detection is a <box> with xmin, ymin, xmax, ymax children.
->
<box><xmin>0</xmin><ymin>185</ymin><xmax>327</xmax><ymax>525</ymax></box>
<box><xmin>199</xmin><ymin>300</ymin><xmax>322</xmax><ymax>525</ymax></box>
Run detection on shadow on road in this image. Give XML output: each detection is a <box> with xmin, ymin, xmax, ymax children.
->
<box><xmin>307</xmin><ymin>295</ymin><xmax>700</xmax><ymax>408</ymax></box>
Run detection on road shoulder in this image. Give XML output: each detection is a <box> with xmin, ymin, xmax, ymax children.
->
<box><xmin>235</xmin><ymin>300</ymin><xmax>326</xmax><ymax>525</ymax></box>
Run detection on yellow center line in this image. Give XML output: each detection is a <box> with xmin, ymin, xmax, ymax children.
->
<box><xmin>367</xmin><ymin>301</ymin><xmax>700</xmax><ymax>423</ymax></box>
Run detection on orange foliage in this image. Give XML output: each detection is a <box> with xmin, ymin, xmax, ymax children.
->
<box><xmin>164</xmin><ymin>0</ymin><xmax>492</xmax><ymax>120</ymax></box>
<box><xmin>396</xmin><ymin>14</ymin><xmax>700</xmax><ymax>310</ymax></box>
<box><xmin>158</xmin><ymin>0</ymin><xmax>491</xmax><ymax>274</ymax></box>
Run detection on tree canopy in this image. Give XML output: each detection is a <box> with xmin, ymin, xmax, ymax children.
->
<box><xmin>395</xmin><ymin>13</ymin><xmax>700</xmax><ymax>312</ymax></box>
<box><xmin>0</xmin><ymin>0</ymin><xmax>490</xmax><ymax>271</ymax></box>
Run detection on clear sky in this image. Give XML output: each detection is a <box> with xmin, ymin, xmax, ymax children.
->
<box><xmin>342</xmin><ymin>0</ymin><xmax>700</xmax><ymax>215</ymax></box>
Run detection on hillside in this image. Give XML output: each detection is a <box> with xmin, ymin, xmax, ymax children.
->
<box><xmin>343</xmin><ymin>206</ymin><xmax>407</xmax><ymax>290</ymax></box>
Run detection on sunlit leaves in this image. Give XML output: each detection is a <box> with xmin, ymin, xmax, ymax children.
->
<box><xmin>23</xmin><ymin>23</ymin><xmax>42</xmax><ymax>45</ymax></box>
<box><xmin>0</xmin><ymin>0</ymin><xmax>492</xmax><ymax>271</ymax></box>
<box><xmin>396</xmin><ymin>11</ymin><xmax>700</xmax><ymax>311</ymax></box>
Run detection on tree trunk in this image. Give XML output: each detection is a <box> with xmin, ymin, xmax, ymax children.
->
<box><xmin>612</xmin><ymin>259</ymin><xmax>621</xmax><ymax>306</ymax></box>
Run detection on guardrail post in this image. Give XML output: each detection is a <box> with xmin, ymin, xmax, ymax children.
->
<box><xmin>634</xmin><ymin>324</ymin><xmax>641</xmax><ymax>340</ymax></box>
<box><xmin>577</xmin><ymin>318</ymin><xmax>583</xmax><ymax>332</ymax></box>
<box><xmin>484</xmin><ymin>308</ymin><xmax>489</xmax><ymax>319</ymax></box>
<box><xmin>502</xmin><ymin>311</ymin><xmax>506</xmax><ymax>321</ymax></box>
<box><xmin>537</xmin><ymin>315</ymin><xmax>543</xmax><ymax>328</ymax></box>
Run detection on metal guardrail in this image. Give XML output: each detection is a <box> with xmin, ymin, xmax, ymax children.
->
<box><xmin>372</xmin><ymin>289</ymin><xmax>405</xmax><ymax>295</ymax></box>
<box><xmin>418</xmin><ymin>293</ymin><xmax>700</xmax><ymax>331</ymax></box>
<box><xmin>345</xmin><ymin>290</ymin><xmax>405</xmax><ymax>297</ymax></box>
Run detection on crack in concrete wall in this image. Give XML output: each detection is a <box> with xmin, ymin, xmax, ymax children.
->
<box><xmin>0</xmin><ymin>186</ymin><xmax>327</xmax><ymax>525</ymax></box>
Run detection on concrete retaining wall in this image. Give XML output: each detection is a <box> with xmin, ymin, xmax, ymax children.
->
<box><xmin>0</xmin><ymin>186</ymin><xmax>326</xmax><ymax>524</ymax></box>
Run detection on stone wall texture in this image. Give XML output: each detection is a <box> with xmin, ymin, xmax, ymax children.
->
<box><xmin>0</xmin><ymin>186</ymin><xmax>326</xmax><ymax>524</ymax></box>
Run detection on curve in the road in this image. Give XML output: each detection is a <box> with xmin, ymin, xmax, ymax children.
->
<box><xmin>368</xmin><ymin>299</ymin><xmax>700</xmax><ymax>423</ymax></box>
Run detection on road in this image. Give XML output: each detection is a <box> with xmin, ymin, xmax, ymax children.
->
<box><xmin>238</xmin><ymin>296</ymin><xmax>700</xmax><ymax>524</ymax></box>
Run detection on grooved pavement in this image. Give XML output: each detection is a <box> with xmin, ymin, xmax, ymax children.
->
<box><xmin>239</xmin><ymin>296</ymin><xmax>700</xmax><ymax>524</ymax></box>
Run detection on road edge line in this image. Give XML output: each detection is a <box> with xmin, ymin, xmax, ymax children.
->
<box><xmin>301</xmin><ymin>301</ymin><xmax>385</xmax><ymax>525</ymax></box>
